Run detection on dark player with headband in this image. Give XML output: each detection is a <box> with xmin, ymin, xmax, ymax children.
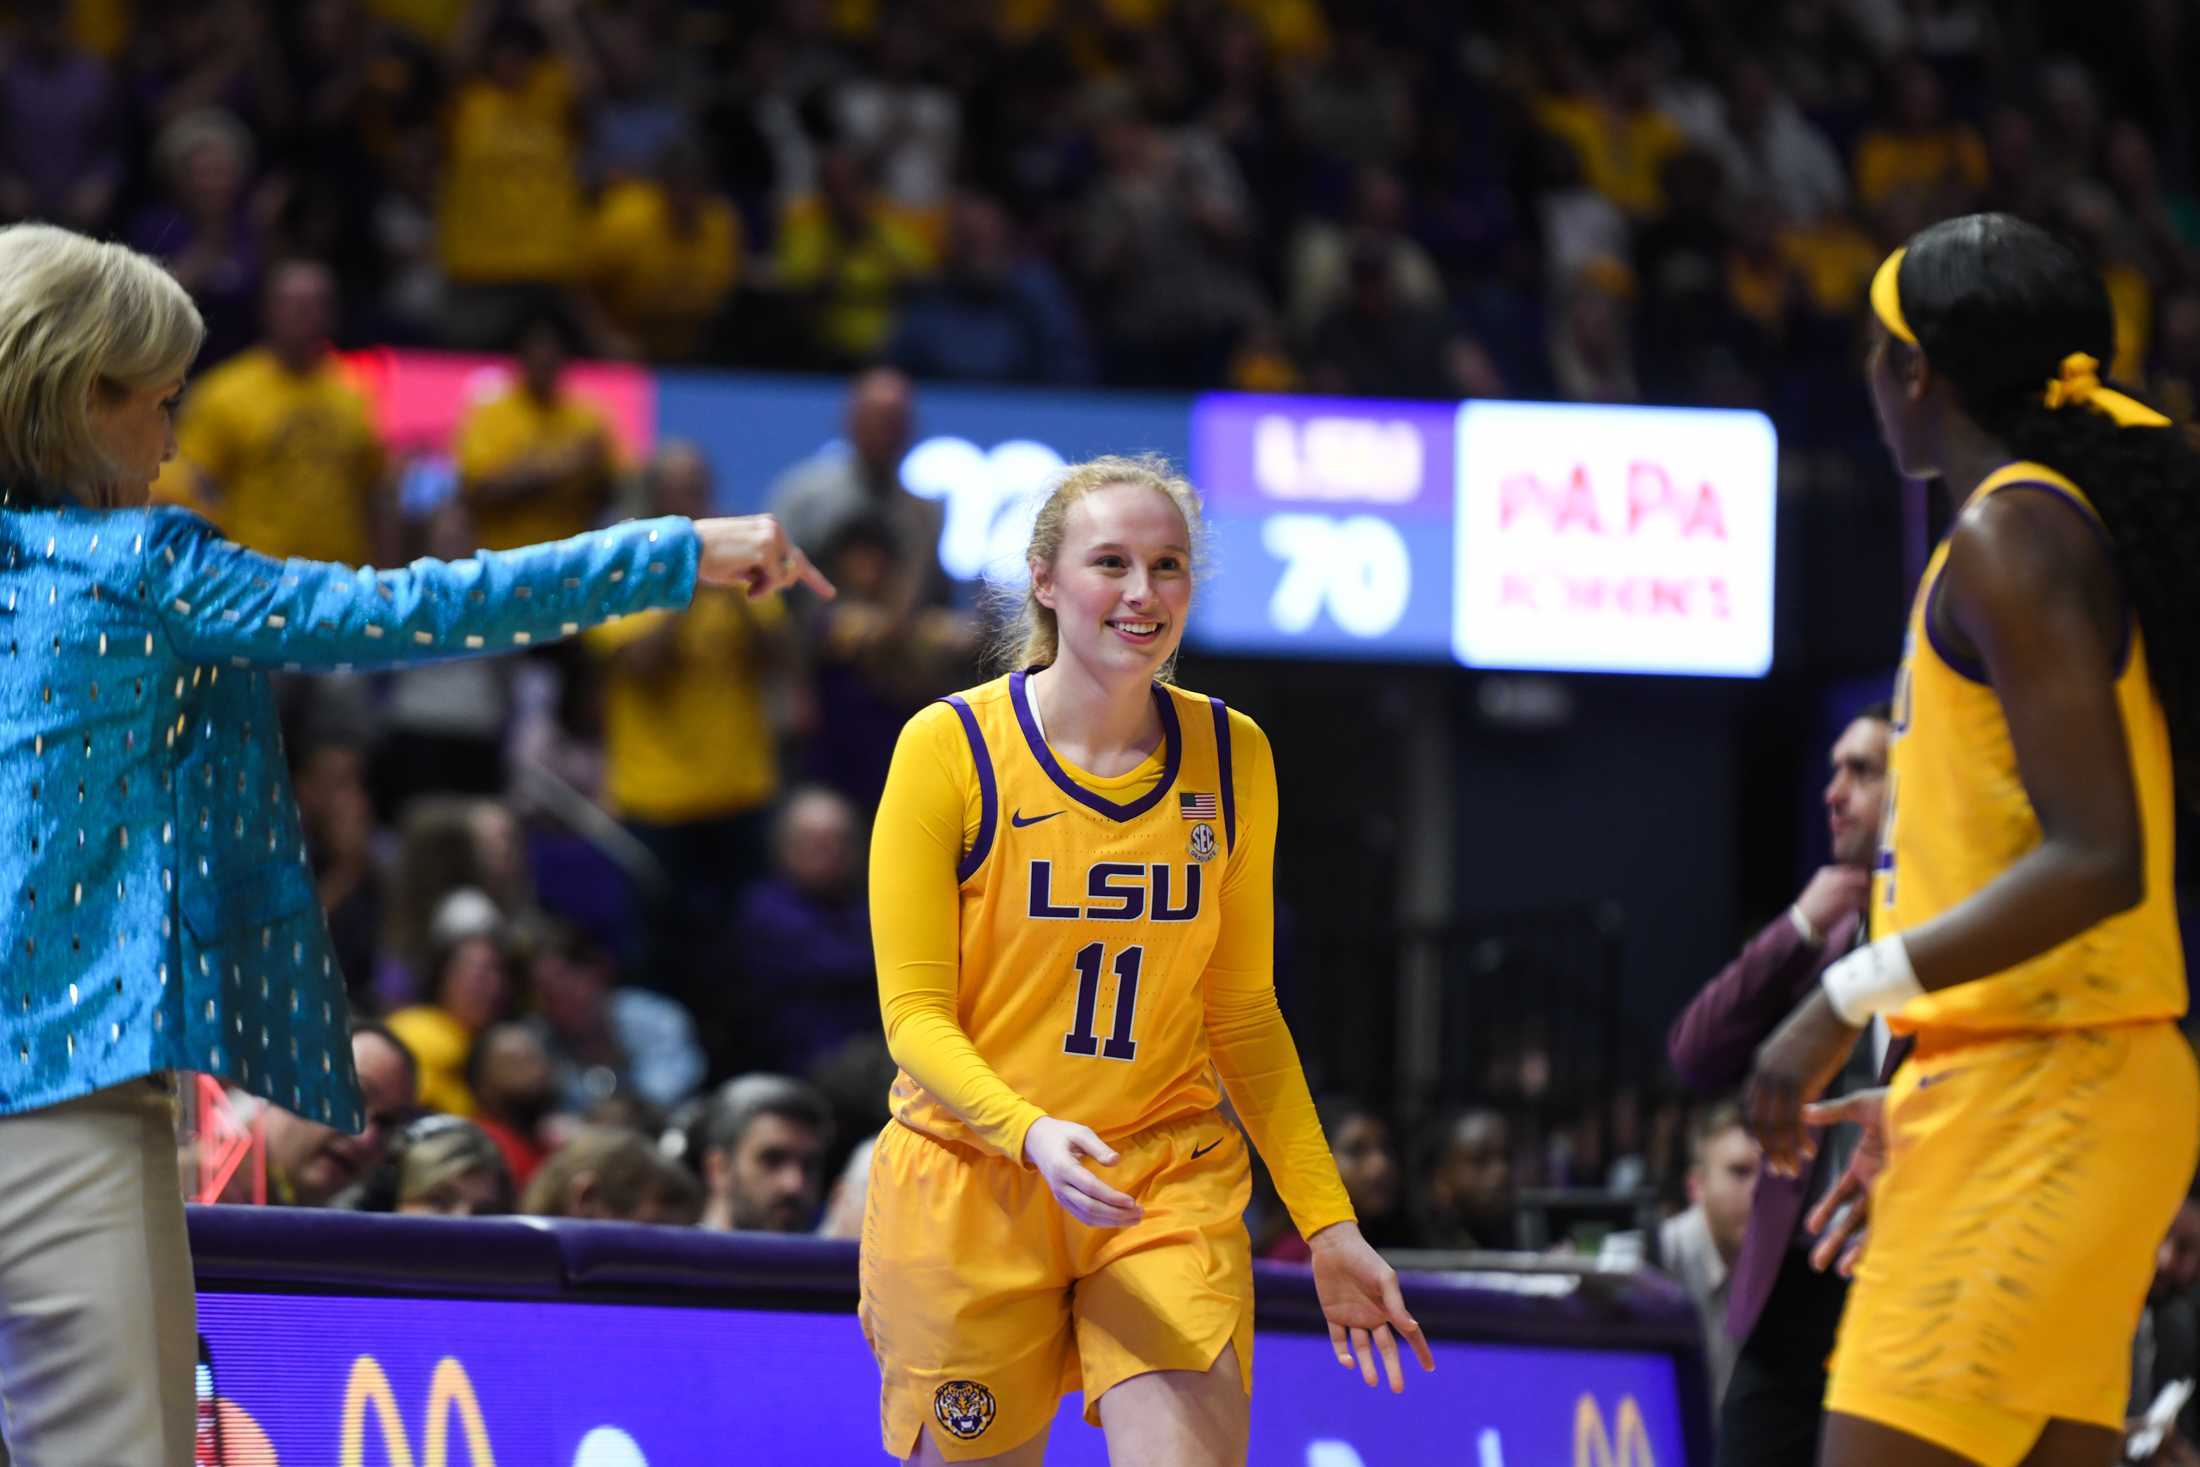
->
<box><xmin>1748</xmin><ymin>213</ymin><xmax>2200</xmax><ymax>1467</ymax></box>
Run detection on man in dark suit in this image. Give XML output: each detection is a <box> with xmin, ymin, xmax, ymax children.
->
<box><xmin>1669</xmin><ymin>702</ymin><xmax>1900</xmax><ymax>1466</ymax></box>
<box><xmin>2131</xmin><ymin>1193</ymin><xmax>2200</xmax><ymax>1465</ymax></box>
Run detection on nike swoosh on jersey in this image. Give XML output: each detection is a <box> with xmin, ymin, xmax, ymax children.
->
<box><xmin>1190</xmin><ymin>1137</ymin><xmax>1225</xmax><ymax>1160</ymax></box>
<box><xmin>1010</xmin><ymin>808</ymin><xmax>1064</xmax><ymax>827</ymax></box>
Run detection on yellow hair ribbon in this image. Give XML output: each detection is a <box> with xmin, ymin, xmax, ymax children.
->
<box><xmin>2044</xmin><ymin>351</ymin><xmax>2171</xmax><ymax>427</ymax></box>
<box><xmin>2043</xmin><ymin>352</ymin><xmax>2101</xmax><ymax>409</ymax></box>
<box><xmin>1869</xmin><ymin>248</ymin><xmax>1915</xmax><ymax>345</ymax></box>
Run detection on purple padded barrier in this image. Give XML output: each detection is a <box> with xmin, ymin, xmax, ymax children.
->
<box><xmin>550</xmin><ymin>1219</ymin><xmax>1711</xmax><ymax>1357</ymax></box>
<box><xmin>188</xmin><ymin>1207</ymin><xmax>1704</xmax><ymax>1349</ymax></box>
<box><xmin>187</xmin><ymin>1206</ymin><xmax>565</xmax><ymax>1296</ymax></box>
<box><xmin>186</xmin><ymin>1208</ymin><xmax>1716</xmax><ymax>1465</ymax></box>
<box><xmin>555</xmin><ymin>1222</ymin><xmax>863</xmax><ymax>1300</ymax></box>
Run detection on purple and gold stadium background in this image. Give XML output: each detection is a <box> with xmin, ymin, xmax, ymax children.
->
<box><xmin>189</xmin><ymin>1209</ymin><xmax>1705</xmax><ymax>1466</ymax></box>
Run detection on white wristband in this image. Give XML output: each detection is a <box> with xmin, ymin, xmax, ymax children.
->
<box><xmin>1820</xmin><ymin>934</ymin><xmax>1923</xmax><ymax>1026</ymax></box>
<box><xmin>1788</xmin><ymin>904</ymin><xmax>1821</xmax><ymax>948</ymax></box>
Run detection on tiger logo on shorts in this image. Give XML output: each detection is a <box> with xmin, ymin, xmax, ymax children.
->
<box><xmin>933</xmin><ymin>1380</ymin><xmax>997</xmax><ymax>1440</ymax></box>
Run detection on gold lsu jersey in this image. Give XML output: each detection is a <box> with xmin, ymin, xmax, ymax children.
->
<box><xmin>881</xmin><ymin>670</ymin><xmax>1251</xmax><ymax>1153</ymax></box>
<box><xmin>1873</xmin><ymin>461</ymin><xmax>2186</xmax><ymax>1033</ymax></box>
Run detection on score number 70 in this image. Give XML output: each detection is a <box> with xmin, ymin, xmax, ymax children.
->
<box><xmin>1261</xmin><ymin>513</ymin><xmax>1413</xmax><ymax>639</ymax></box>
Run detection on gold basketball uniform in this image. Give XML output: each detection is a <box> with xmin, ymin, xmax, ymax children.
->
<box><xmin>1872</xmin><ymin>466</ymin><xmax>2185</xmax><ymax>1030</ymax></box>
<box><xmin>893</xmin><ymin>671</ymin><xmax>1240</xmax><ymax>1148</ymax></box>
<box><xmin>1833</xmin><ymin>462</ymin><xmax>2200</xmax><ymax>1463</ymax></box>
<box><xmin>860</xmin><ymin>671</ymin><xmax>1351</xmax><ymax>1460</ymax></box>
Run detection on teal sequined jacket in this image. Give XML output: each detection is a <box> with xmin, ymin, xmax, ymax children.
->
<box><xmin>0</xmin><ymin>505</ymin><xmax>699</xmax><ymax>1132</ymax></box>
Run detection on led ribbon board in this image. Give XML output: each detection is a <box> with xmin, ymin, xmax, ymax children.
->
<box><xmin>1187</xmin><ymin>393</ymin><xmax>1776</xmax><ymax>675</ymax></box>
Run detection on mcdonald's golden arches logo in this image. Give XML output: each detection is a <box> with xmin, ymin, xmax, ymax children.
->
<box><xmin>1574</xmin><ymin>1393</ymin><xmax>1656</xmax><ymax>1467</ymax></box>
<box><xmin>342</xmin><ymin>1355</ymin><xmax>497</xmax><ymax>1467</ymax></box>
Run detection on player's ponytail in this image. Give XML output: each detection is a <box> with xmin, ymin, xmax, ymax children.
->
<box><xmin>1889</xmin><ymin>215</ymin><xmax>2200</xmax><ymax>809</ymax></box>
<box><xmin>989</xmin><ymin>454</ymin><xmax>1207</xmax><ymax>681</ymax></box>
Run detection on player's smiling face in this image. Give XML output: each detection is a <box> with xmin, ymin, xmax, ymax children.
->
<box><xmin>1033</xmin><ymin>481</ymin><xmax>1192</xmax><ymax>680</ymax></box>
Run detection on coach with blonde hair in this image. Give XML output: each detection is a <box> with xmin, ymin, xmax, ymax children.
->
<box><xmin>0</xmin><ymin>222</ymin><xmax>829</xmax><ymax>1465</ymax></box>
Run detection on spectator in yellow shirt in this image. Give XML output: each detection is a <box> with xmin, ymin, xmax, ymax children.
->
<box><xmin>1534</xmin><ymin>52</ymin><xmax>1689</xmax><ymax>219</ymax></box>
<box><xmin>454</xmin><ymin>307</ymin><xmax>616</xmax><ymax>551</ymax></box>
<box><xmin>435</xmin><ymin>10</ymin><xmax>597</xmax><ymax>348</ymax></box>
<box><xmin>773</xmin><ymin>145</ymin><xmax>938</xmax><ymax>368</ymax></box>
<box><xmin>586</xmin><ymin>441</ymin><xmax>795</xmax><ymax>1030</ymax></box>
<box><xmin>369</xmin><ymin>0</ymin><xmax>468</xmax><ymax>48</ymax></box>
<box><xmin>1780</xmin><ymin>211</ymin><xmax>1881</xmax><ymax>321</ymax></box>
<box><xmin>584</xmin><ymin>138</ymin><xmax>742</xmax><ymax>363</ymax></box>
<box><xmin>1852</xmin><ymin>60</ymin><xmax>1987</xmax><ymax>217</ymax></box>
<box><xmin>2052</xmin><ymin>184</ymin><xmax>2160</xmax><ymax>385</ymax></box>
<box><xmin>387</xmin><ymin>928</ymin><xmax>516</xmax><ymax>1117</ymax></box>
<box><xmin>1725</xmin><ymin>196</ymin><xmax>1804</xmax><ymax>345</ymax></box>
<box><xmin>160</xmin><ymin>259</ymin><xmax>395</xmax><ymax>566</ymax></box>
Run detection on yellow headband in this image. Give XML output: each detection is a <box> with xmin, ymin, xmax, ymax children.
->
<box><xmin>1869</xmin><ymin>248</ymin><xmax>1915</xmax><ymax>345</ymax></box>
<box><xmin>1870</xmin><ymin>247</ymin><xmax>2170</xmax><ymax>428</ymax></box>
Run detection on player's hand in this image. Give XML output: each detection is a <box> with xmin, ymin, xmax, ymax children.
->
<box><xmin>1802</xmin><ymin>1087</ymin><xmax>1888</xmax><ymax>1277</ymax></box>
<box><xmin>1309</xmin><ymin>1221</ymin><xmax>1434</xmax><ymax>1393</ymax></box>
<box><xmin>694</xmin><ymin>515</ymin><xmax>835</xmax><ymax>601</ymax></box>
<box><xmin>1793</xmin><ymin>866</ymin><xmax>1871</xmax><ymax>940</ymax></box>
<box><xmin>2152</xmin><ymin>1435</ymin><xmax>2200</xmax><ymax>1467</ymax></box>
<box><xmin>1745</xmin><ymin>988</ymin><xmax>1860</xmax><ymax>1179</ymax></box>
<box><xmin>1023</xmin><ymin>1116</ymin><xmax>1143</xmax><ymax>1229</ymax></box>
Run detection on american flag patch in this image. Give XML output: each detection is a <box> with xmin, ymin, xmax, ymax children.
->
<box><xmin>1179</xmin><ymin>792</ymin><xmax>1219</xmax><ymax>819</ymax></box>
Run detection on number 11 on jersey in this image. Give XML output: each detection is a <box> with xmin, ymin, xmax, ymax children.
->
<box><xmin>1065</xmin><ymin>943</ymin><xmax>1143</xmax><ymax>1061</ymax></box>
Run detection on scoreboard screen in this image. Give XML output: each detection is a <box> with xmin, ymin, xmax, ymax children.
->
<box><xmin>1186</xmin><ymin>393</ymin><xmax>1777</xmax><ymax>677</ymax></box>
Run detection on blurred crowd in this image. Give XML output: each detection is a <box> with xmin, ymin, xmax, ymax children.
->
<box><xmin>3</xmin><ymin>0</ymin><xmax>2170</xmax><ymax>1191</ymax></box>
<box><xmin>4</xmin><ymin>0</ymin><xmax>2196</xmax><ymax>420</ymax></box>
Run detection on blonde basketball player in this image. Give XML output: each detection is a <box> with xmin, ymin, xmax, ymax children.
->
<box><xmin>1747</xmin><ymin>214</ymin><xmax>2200</xmax><ymax>1467</ymax></box>
<box><xmin>861</xmin><ymin>456</ymin><xmax>1430</xmax><ymax>1464</ymax></box>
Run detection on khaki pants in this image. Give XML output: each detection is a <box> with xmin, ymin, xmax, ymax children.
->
<box><xmin>0</xmin><ymin>1078</ymin><xmax>196</xmax><ymax>1467</ymax></box>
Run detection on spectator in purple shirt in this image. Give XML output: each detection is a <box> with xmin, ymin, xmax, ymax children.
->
<box><xmin>799</xmin><ymin>513</ymin><xmax>978</xmax><ymax>809</ymax></box>
<box><xmin>888</xmin><ymin>191</ymin><xmax>1093</xmax><ymax>385</ymax></box>
<box><xmin>128</xmin><ymin>108</ymin><xmax>267</xmax><ymax>367</ymax></box>
<box><xmin>0</xmin><ymin>0</ymin><xmax>123</xmax><ymax>232</ymax></box>
<box><xmin>729</xmin><ymin>786</ymin><xmax>875</xmax><ymax>1077</ymax></box>
<box><xmin>1668</xmin><ymin>701</ymin><xmax>1902</xmax><ymax>1467</ymax></box>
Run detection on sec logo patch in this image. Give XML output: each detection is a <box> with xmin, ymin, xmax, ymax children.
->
<box><xmin>1189</xmin><ymin>822</ymin><xmax>1218</xmax><ymax>863</ymax></box>
<box><xmin>934</xmin><ymin>1380</ymin><xmax>997</xmax><ymax>1441</ymax></box>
